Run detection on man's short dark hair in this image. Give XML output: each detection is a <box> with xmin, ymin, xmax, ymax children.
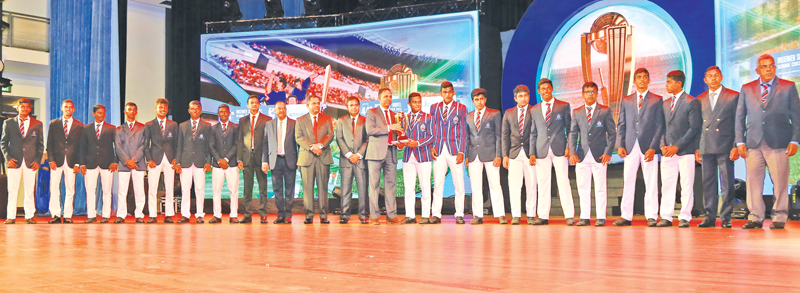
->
<box><xmin>346</xmin><ymin>97</ymin><xmax>361</xmax><ymax>105</ymax></box>
<box><xmin>307</xmin><ymin>95</ymin><xmax>321</xmax><ymax>103</ymax></box>
<box><xmin>294</xmin><ymin>78</ymin><xmax>302</xmax><ymax>84</ymax></box>
<box><xmin>582</xmin><ymin>82</ymin><xmax>598</xmax><ymax>92</ymax></box>
<box><xmin>125</xmin><ymin>102</ymin><xmax>138</xmax><ymax>109</ymax></box>
<box><xmin>667</xmin><ymin>70</ymin><xmax>685</xmax><ymax>88</ymax></box>
<box><xmin>705</xmin><ymin>66</ymin><xmax>722</xmax><ymax>75</ymax></box>
<box><xmin>62</xmin><ymin>99</ymin><xmax>74</xmax><ymax>106</ymax></box>
<box><xmin>278</xmin><ymin>77</ymin><xmax>287</xmax><ymax>87</ymax></box>
<box><xmin>634</xmin><ymin>68</ymin><xmax>649</xmax><ymax>78</ymax></box>
<box><xmin>378</xmin><ymin>87</ymin><xmax>392</xmax><ymax>96</ymax></box>
<box><xmin>93</xmin><ymin>104</ymin><xmax>106</xmax><ymax>113</ymax></box>
<box><xmin>408</xmin><ymin>92</ymin><xmax>422</xmax><ymax>102</ymax></box>
<box><xmin>513</xmin><ymin>85</ymin><xmax>529</xmax><ymax>96</ymax></box>
<box><xmin>471</xmin><ymin>88</ymin><xmax>486</xmax><ymax>98</ymax></box>
<box><xmin>155</xmin><ymin>98</ymin><xmax>169</xmax><ymax>107</ymax></box>
<box><xmin>218</xmin><ymin>104</ymin><xmax>230</xmax><ymax>111</ymax></box>
<box><xmin>17</xmin><ymin>98</ymin><xmax>31</xmax><ymax>107</ymax></box>
<box><xmin>441</xmin><ymin>81</ymin><xmax>454</xmax><ymax>91</ymax></box>
<box><xmin>537</xmin><ymin>78</ymin><xmax>553</xmax><ymax>89</ymax></box>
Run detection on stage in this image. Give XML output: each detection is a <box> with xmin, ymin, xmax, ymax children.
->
<box><xmin>1</xmin><ymin>215</ymin><xmax>798</xmax><ymax>291</ymax></box>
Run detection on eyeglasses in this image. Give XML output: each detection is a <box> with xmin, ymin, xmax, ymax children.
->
<box><xmin>583</xmin><ymin>91</ymin><xmax>598</xmax><ymax>94</ymax></box>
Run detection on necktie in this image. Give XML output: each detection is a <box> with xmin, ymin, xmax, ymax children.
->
<box><xmin>96</xmin><ymin>123</ymin><xmax>101</xmax><ymax>139</ymax></box>
<box><xmin>63</xmin><ymin>119</ymin><xmax>69</xmax><ymax>137</ymax></box>
<box><xmin>475</xmin><ymin>110</ymin><xmax>482</xmax><ymax>132</ymax></box>
<box><xmin>192</xmin><ymin>120</ymin><xmax>197</xmax><ymax>138</ymax></box>
<box><xmin>586</xmin><ymin>106</ymin><xmax>593</xmax><ymax>124</ymax></box>
<box><xmin>278</xmin><ymin>120</ymin><xmax>284</xmax><ymax>154</ymax></box>
<box><xmin>250</xmin><ymin>115</ymin><xmax>255</xmax><ymax>149</ymax></box>
<box><xmin>385</xmin><ymin>110</ymin><xmax>392</xmax><ymax>143</ymax></box>
<box><xmin>20</xmin><ymin>118</ymin><xmax>26</xmax><ymax>138</ymax></box>
<box><xmin>709</xmin><ymin>92</ymin><xmax>717</xmax><ymax>111</ymax></box>
<box><xmin>160</xmin><ymin>120</ymin><xmax>165</xmax><ymax>136</ymax></box>
<box><xmin>518</xmin><ymin>108</ymin><xmax>524</xmax><ymax>134</ymax></box>
<box><xmin>442</xmin><ymin>105</ymin><xmax>449</xmax><ymax>120</ymax></box>
<box><xmin>313</xmin><ymin>115</ymin><xmax>318</xmax><ymax>143</ymax></box>
<box><xmin>129</xmin><ymin>122</ymin><xmax>134</xmax><ymax>131</ymax></box>
<box><xmin>351</xmin><ymin>117</ymin><xmax>356</xmax><ymax>136</ymax></box>
<box><xmin>222</xmin><ymin>122</ymin><xmax>227</xmax><ymax>134</ymax></box>
<box><xmin>670</xmin><ymin>96</ymin><xmax>676</xmax><ymax>114</ymax></box>
<box><xmin>761</xmin><ymin>83</ymin><xmax>770</xmax><ymax>107</ymax></box>
<box><xmin>638</xmin><ymin>94</ymin><xmax>643</xmax><ymax>110</ymax></box>
<box><xmin>545</xmin><ymin>103</ymin><xmax>551</xmax><ymax>124</ymax></box>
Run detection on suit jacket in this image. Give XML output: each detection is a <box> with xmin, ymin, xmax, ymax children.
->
<box><xmin>530</xmin><ymin>99</ymin><xmax>572</xmax><ymax>158</ymax></box>
<box><xmin>501</xmin><ymin>105</ymin><xmax>534</xmax><ymax>159</ymax></box>
<box><xmin>735</xmin><ymin>78</ymin><xmax>800</xmax><ymax>149</ymax></box>
<box><xmin>336</xmin><ymin>115</ymin><xmax>368</xmax><ymax>169</ymax></box>
<box><xmin>0</xmin><ymin>116</ymin><xmax>44</xmax><ymax>168</ymax></box>
<box><xmin>79</xmin><ymin>122</ymin><xmax>117</xmax><ymax>169</ymax></box>
<box><xmin>365</xmin><ymin>107</ymin><xmax>398</xmax><ymax>162</ymax></box>
<box><xmin>115</xmin><ymin>121</ymin><xmax>147</xmax><ymax>172</ymax></box>
<box><xmin>237</xmin><ymin>113</ymin><xmax>271</xmax><ymax>166</ymax></box>
<box><xmin>46</xmin><ymin>117</ymin><xmax>84</xmax><ymax>167</ymax></box>
<box><xmin>698</xmin><ymin>86</ymin><xmax>740</xmax><ymax>155</ymax></box>
<box><xmin>569</xmin><ymin>104</ymin><xmax>616</xmax><ymax>162</ymax></box>
<box><xmin>617</xmin><ymin>91</ymin><xmax>664</xmax><ymax>154</ymax></box>
<box><xmin>295</xmin><ymin>113</ymin><xmax>334</xmax><ymax>167</ymax></box>
<box><xmin>210</xmin><ymin>120</ymin><xmax>238</xmax><ymax>168</ymax></box>
<box><xmin>402</xmin><ymin>111</ymin><xmax>436</xmax><ymax>163</ymax></box>
<box><xmin>262</xmin><ymin>118</ymin><xmax>298</xmax><ymax>169</ymax></box>
<box><xmin>662</xmin><ymin>92</ymin><xmax>701</xmax><ymax>155</ymax></box>
<box><xmin>144</xmin><ymin>118</ymin><xmax>178</xmax><ymax>164</ymax></box>
<box><xmin>466</xmin><ymin>108</ymin><xmax>502</xmax><ymax>162</ymax></box>
<box><xmin>176</xmin><ymin>119</ymin><xmax>214</xmax><ymax>168</ymax></box>
<box><xmin>428</xmin><ymin>101</ymin><xmax>468</xmax><ymax>155</ymax></box>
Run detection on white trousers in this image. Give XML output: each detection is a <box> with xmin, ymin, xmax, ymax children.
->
<box><xmin>6</xmin><ymin>159</ymin><xmax>36</xmax><ymax>219</ymax></box>
<box><xmin>508</xmin><ymin>150</ymin><xmax>537</xmax><ymax>218</ymax></box>
<box><xmin>180</xmin><ymin>165</ymin><xmax>207</xmax><ymax>218</ymax></box>
<box><xmin>49</xmin><ymin>162</ymin><xmax>76</xmax><ymax>218</ymax></box>
<box><xmin>212</xmin><ymin>166</ymin><xmax>239</xmax><ymax>218</ymax></box>
<box><xmin>575</xmin><ymin>151</ymin><xmax>607</xmax><ymax>219</ymax></box>
<box><xmin>403</xmin><ymin>154</ymin><xmax>432</xmax><ymax>218</ymax></box>
<box><xmin>468</xmin><ymin>160</ymin><xmax>504</xmax><ymax>217</ymax></box>
<box><xmin>118</xmin><ymin>170</ymin><xmax>146</xmax><ymax>218</ymax></box>
<box><xmin>432</xmin><ymin>148</ymin><xmax>465</xmax><ymax>217</ymax></box>
<box><xmin>148</xmin><ymin>157</ymin><xmax>175</xmax><ymax>217</ymax></box>
<box><xmin>535</xmin><ymin>149</ymin><xmax>575</xmax><ymax>219</ymax></box>
<box><xmin>659</xmin><ymin>153</ymin><xmax>695</xmax><ymax>221</ymax></box>
<box><xmin>620</xmin><ymin>141</ymin><xmax>660</xmax><ymax>220</ymax></box>
<box><xmin>85</xmin><ymin>167</ymin><xmax>114</xmax><ymax>218</ymax></box>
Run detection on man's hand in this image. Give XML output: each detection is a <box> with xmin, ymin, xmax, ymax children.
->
<box><xmin>564</xmin><ymin>148</ymin><xmax>570</xmax><ymax>157</ymax></box>
<box><xmin>493</xmin><ymin>157</ymin><xmax>502</xmax><ymax>167</ymax></box>
<box><xmin>175</xmin><ymin>164</ymin><xmax>182</xmax><ymax>174</ymax></box>
<box><xmin>600</xmin><ymin>154</ymin><xmax>611</xmax><ymax>165</ymax></box>
<box><xmin>126</xmin><ymin>158</ymin><xmax>137</xmax><ymax>169</ymax></box>
<box><xmin>204</xmin><ymin>163</ymin><xmax>212</xmax><ymax>173</ymax></box>
<box><xmin>569</xmin><ymin>154</ymin><xmax>579</xmax><ymax>165</ymax></box>
<box><xmin>80</xmin><ymin>166</ymin><xmax>87</xmax><ymax>175</ymax></box>
<box><xmin>31</xmin><ymin>162</ymin><xmax>39</xmax><ymax>171</ymax></box>
<box><xmin>529</xmin><ymin>155</ymin><xmax>537</xmax><ymax>166</ymax></box>
<box><xmin>695</xmin><ymin>150</ymin><xmax>702</xmax><ymax>164</ymax></box>
<box><xmin>502</xmin><ymin>156</ymin><xmax>509</xmax><ymax>169</ymax></box>
<box><xmin>7</xmin><ymin>158</ymin><xmax>17</xmax><ymax>169</ymax></box>
<box><xmin>394</xmin><ymin>142</ymin><xmax>407</xmax><ymax>149</ymax></box>
<box><xmin>729</xmin><ymin>148</ymin><xmax>739</xmax><ymax>161</ymax></box>
<box><xmin>49</xmin><ymin>161</ymin><xmax>57</xmax><ymax>170</ymax></box>
<box><xmin>737</xmin><ymin>144</ymin><xmax>748</xmax><ymax>159</ymax></box>
<box><xmin>456</xmin><ymin>153</ymin><xmax>464</xmax><ymax>164</ymax></box>
<box><xmin>348</xmin><ymin>154</ymin><xmax>359</xmax><ymax>164</ymax></box>
<box><xmin>388</xmin><ymin>123</ymin><xmax>403</xmax><ymax>132</ymax></box>
<box><xmin>218</xmin><ymin>159</ymin><xmax>229</xmax><ymax>169</ymax></box>
<box><xmin>407</xmin><ymin>140</ymin><xmax>419</xmax><ymax>148</ymax></box>
<box><xmin>787</xmin><ymin>143</ymin><xmax>798</xmax><ymax>157</ymax></box>
<box><xmin>662</xmin><ymin>145</ymin><xmax>678</xmax><ymax>157</ymax></box>
<box><xmin>238</xmin><ymin>161</ymin><xmax>244</xmax><ymax>170</ymax></box>
<box><xmin>261</xmin><ymin>164</ymin><xmax>269</xmax><ymax>174</ymax></box>
<box><xmin>148</xmin><ymin>160</ymin><xmax>156</xmax><ymax>169</ymax></box>
<box><xmin>618</xmin><ymin>148</ymin><xmax>627</xmax><ymax>158</ymax></box>
<box><xmin>109</xmin><ymin>163</ymin><xmax>118</xmax><ymax>173</ymax></box>
<box><xmin>464</xmin><ymin>158</ymin><xmax>469</xmax><ymax>167</ymax></box>
<box><xmin>170</xmin><ymin>159</ymin><xmax>177</xmax><ymax>169</ymax></box>
<box><xmin>644</xmin><ymin>149</ymin><xmax>656</xmax><ymax>162</ymax></box>
<box><xmin>431</xmin><ymin>148</ymin><xmax>438</xmax><ymax>160</ymax></box>
<box><xmin>73</xmin><ymin>166</ymin><xmax>80</xmax><ymax>174</ymax></box>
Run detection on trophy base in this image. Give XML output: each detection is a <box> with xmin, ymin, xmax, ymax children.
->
<box><xmin>391</xmin><ymin>139</ymin><xmax>410</xmax><ymax>145</ymax></box>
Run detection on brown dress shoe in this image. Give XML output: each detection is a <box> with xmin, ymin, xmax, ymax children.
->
<box><xmin>100</xmin><ymin>218</ymin><xmax>110</xmax><ymax>223</ymax></box>
<box><xmin>656</xmin><ymin>219</ymin><xmax>673</xmax><ymax>227</ymax></box>
<box><xmin>208</xmin><ymin>217</ymin><xmax>221</xmax><ymax>224</ymax></box>
<box><xmin>498</xmin><ymin>217</ymin><xmax>508</xmax><ymax>224</ymax></box>
<box><xmin>177</xmin><ymin>216</ymin><xmax>190</xmax><ymax>223</ymax></box>
<box><xmin>196</xmin><ymin>217</ymin><xmax>205</xmax><ymax>224</ymax></box>
<box><xmin>229</xmin><ymin>217</ymin><xmax>240</xmax><ymax>223</ymax></box>
<box><xmin>770</xmin><ymin>222</ymin><xmax>785</xmax><ymax>229</ymax></box>
<box><xmin>404</xmin><ymin>217</ymin><xmax>417</xmax><ymax>224</ymax></box>
<box><xmin>532</xmin><ymin>218</ymin><xmax>549</xmax><ymax>225</ymax></box>
<box><xmin>388</xmin><ymin>217</ymin><xmax>403</xmax><ymax>225</ymax></box>
<box><xmin>429</xmin><ymin>216</ymin><xmax>441</xmax><ymax>224</ymax></box>
<box><xmin>85</xmin><ymin>218</ymin><xmax>97</xmax><ymax>223</ymax></box>
<box><xmin>136</xmin><ymin>218</ymin><xmax>145</xmax><ymax>223</ymax></box>
<box><xmin>63</xmin><ymin>218</ymin><xmax>73</xmax><ymax>224</ymax></box>
<box><xmin>114</xmin><ymin>217</ymin><xmax>125</xmax><ymax>223</ymax></box>
<box><xmin>470</xmin><ymin>217</ymin><xmax>483</xmax><ymax>224</ymax></box>
<box><xmin>146</xmin><ymin>218</ymin><xmax>157</xmax><ymax>223</ymax></box>
<box><xmin>418</xmin><ymin>217</ymin><xmax>430</xmax><ymax>224</ymax></box>
<box><xmin>576</xmin><ymin>219</ymin><xmax>590</xmax><ymax>226</ymax></box>
<box><xmin>612</xmin><ymin>218</ymin><xmax>631</xmax><ymax>226</ymax></box>
<box><xmin>455</xmin><ymin>216</ymin><xmax>465</xmax><ymax>224</ymax></box>
<box><xmin>566</xmin><ymin>218</ymin><xmax>576</xmax><ymax>226</ymax></box>
<box><xmin>49</xmin><ymin>217</ymin><xmax>62</xmax><ymax>224</ymax></box>
<box><xmin>371</xmin><ymin>218</ymin><xmax>380</xmax><ymax>225</ymax></box>
<box><xmin>4</xmin><ymin>219</ymin><xmax>15</xmax><ymax>224</ymax></box>
<box><xmin>25</xmin><ymin>218</ymin><xmax>37</xmax><ymax>224</ymax></box>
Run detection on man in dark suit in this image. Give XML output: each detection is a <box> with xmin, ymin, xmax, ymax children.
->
<box><xmin>46</xmin><ymin>99</ymin><xmax>83</xmax><ymax>224</ymax></box>
<box><xmin>210</xmin><ymin>104</ymin><xmax>239</xmax><ymax>224</ymax></box>
<box><xmin>79</xmin><ymin>105</ymin><xmax>118</xmax><ymax>223</ymax></box>
<box><xmin>115</xmin><ymin>102</ymin><xmax>147</xmax><ymax>223</ymax></box>
<box><xmin>465</xmin><ymin>89</ymin><xmax>503</xmax><ymax>225</ymax></box>
<box><xmin>735</xmin><ymin>54</ymin><xmax>800</xmax><ymax>229</ymax></box>
<box><xmin>2</xmin><ymin>98</ymin><xmax>44</xmax><ymax>224</ymax></box>
<box><xmin>569</xmin><ymin>82</ymin><xmax>616</xmax><ymax>227</ymax></box>
<box><xmin>658</xmin><ymin>70</ymin><xmax>701</xmax><ymax>228</ymax></box>
<box><xmin>695</xmin><ymin>66</ymin><xmax>740</xmax><ymax>228</ymax></box>
<box><xmin>366</xmin><ymin>88</ymin><xmax>405</xmax><ymax>225</ymax></box>
<box><xmin>614</xmin><ymin>68</ymin><xmax>665</xmax><ymax>227</ymax></box>
<box><xmin>144</xmin><ymin>98</ymin><xmax>179</xmax><ymax>223</ymax></box>
<box><xmin>175</xmin><ymin>101</ymin><xmax>214</xmax><ymax>224</ymax></box>
<box><xmin>501</xmin><ymin>85</ymin><xmax>537</xmax><ymax>225</ymax></box>
<box><xmin>295</xmin><ymin>95</ymin><xmax>334</xmax><ymax>224</ymax></box>
<box><xmin>401</xmin><ymin>93</ymin><xmax>436</xmax><ymax>224</ymax></box>
<box><xmin>262</xmin><ymin>101</ymin><xmax>298</xmax><ymax>224</ymax></box>
<box><xmin>335</xmin><ymin>97</ymin><xmax>369</xmax><ymax>224</ymax></box>
<box><xmin>237</xmin><ymin>95</ymin><xmax>272</xmax><ymax>223</ymax></box>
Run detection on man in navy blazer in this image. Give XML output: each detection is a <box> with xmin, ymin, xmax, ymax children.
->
<box><xmin>79</xmin><ymin>105</ymin><xmax>118</xmax><ymax>223</ymax></box>
<box><xmin>465</xmin><ymin>89</ymin><xmax>503</xmax><ymax>225</ymax></box>
<box><xmin>614</xmin><ymin>68</ymin><xmax>665</xmax><ymax>227</ymax></box>
<box><xmin>2</xmin><ymin>98</ymin><xmax>44</xmax><ymax>224</ymax></box>
<box><xmin>211</xmin><ymin>104</ymin><xmax>239</xmax><ymax>224</ymax></box>
<box><xmin>658</xmin><ymin>70</ymin><xmax>701</xmax><ymax>228</ymax></box>
<box><xmin>695</xmin><ymin>66</ymin><xmax>740</xmax><ymax>228</ymax></box>
<box><xmin>735</xmin><ymin>54</ymin><xmax>800</xmax><ymax>229</ymax></box>
<box><xmin>175</xmin><ymin>101</ymin><xmax>214</xmax><ymax>224</ymax></box>
<box><xmin>46</xmin><ymin>99</ymin><xmax>83</xmax><ymax>224</ymax></box>
<box><xmin>501</xmin><ymin>85</ymin><xmax>537</xmax><ymax>225</ymax></box>
<box><xmin>115</xmin><ymin>102</ymin><xmax>147</xmax><ymax>223</ymax></box>
<box><xmin>237</xmin><ymin>95</ymin><xmax>272</xmax><ymax>223</ymax></box>
<box><xmin>144</xmin><ymin>98</ymin><xmax>179</xmax><ymax>223</ymax></box>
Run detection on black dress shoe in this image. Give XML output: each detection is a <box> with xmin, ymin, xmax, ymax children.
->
<box><xmin>678</xmin><ymin>220</ymin><xmax>690</xmax><ymax>228</ymax></box>
<box><xmin>594</xmin><ymin>219</ymin><xmax>606</xmax><ymax>226</ymax></box>
<box><xmin>4</xmin><ymin>219</ymin><xmax>14</xmax><ymax>224</ymax></box>
<box><xmin>284</xmin><ymin>217</ymin><xmax>292</xmax><ymax>224</ymax></box>
<box><xmin>273</xmin><ymin>217</ymin><xmax>285</xmax><ymax>224</ymax></box>
<box><xmin>647</xmin><ymin>218</ymin><xmax>657</xmax><ymax>227</ymax></box>
<box><xmin>85</xmin><ymin>218</ymin><xmax>97</xmax><ymax>223</ymax></box>
<box><xmin>455</xmin><ymin>216</ymin><xmax>465</xmax><ymax>224</ymax></box>
<box><xmin>770</xmin><ymin>222</ymin><xmax>785</xmax><ymax>229</ymax></box>
<box><xmin>208</xmin><ymin>217</ymin><xmax>221</xmax><ymax>224</ymax></box>
<box><xmin>164</xmin><ymin>217</ymin><xmax>174</xmax><ymax>223</ymax></box>
<box><xmin>114</xmin><ymin>217</ymin><xmax>125</xmax><ymax>224</ymax></box>
<box><xmin>404</xmin><ymin>217</ymin><xmax>417</xmax><ymax>224</ymax></box>
<box><xmin>532</xmin><ymin>219</ymin><xmax>548</xmax><ymax>225</ymax></box>
<box><xmin>360</xmin><ymin>218</ymin><xmax>369</xmax><ymax>224</ymax></box>
<box><xmin>49</xmin><ymin>216</ymin><xmax>62</xmax><ymax>224</ymax></box>
<box><xmin>136</xmin><ymin>218</ymin><xmax>145</xmax><ymax>223</ymax></box>
<box><xmin>63</xmin><ymin>218</ymin><xmax>73</xmax><ymax>224</ymax></box>
<box><xmin>741</xmin><ymin>220</ymin><xmax>763</xmax><ymax>229</ymax></box>
<box><xmin>613</xmin><ymin>218</ymin><xmax>631</xmax><ymax>226</ymax></box>
<box><xmin>576</xmin><ymin>219</ymin><xmax>590</xmax><ymax>226</ymax></box>
<box><xmin>320</xmin><ymin>218</ymin><xmax>330</xmax><ymax>224</ymax></box>
<box><xmin>304</xmin><ymin>218</ymin><xmax>313</xmax><ymax>224</ymax></box>
<box><xmin>721</xmin><ymin>221</ymin><xmax>732</xmax><ymax>228</ymax></box>
<box><xmin>177</xmin><ymin>216</ymin><xmax>190</xmax><ymax>223</ymax></box>
<box><xmin>429</xmin><ymin>216</ymin><xmax>441</xmax><ymax>224</ymax></box>
<box><xmin>100</xmin><ymin>218</ymin><xmax>110</xmax><ymax>223</ymax></box>
<box><xmin>260</xmin><ymin>216</ymin><xmax>268</xmax><ymax>224</ymax></box>
<box><xmin>229</xmin><ymin>217</ymin><xmax>240</xmax><ymax>223</ymax></box>
<box><xmin>697</xmin><ymin>218</ymin><xmax>715</xmax><ymax>228</ymax></box>
<box><xmin>25</xmin><ymin>218</ymin><xmax>37</xmax><ymax>224</ymax></box>
<box><xmin>340</xmin><ymin>218</ymin><xmax>349</xmax><ymax>224</ymax></box>
<box><xmin>656</xmin><ymin>219</ymin><xmax>672</xmax><ymax>227</ymax></box>
<box><xmin>240</xmin><ymin>216</ymin><xmax>252</xmax><ymax>223</ymax></box>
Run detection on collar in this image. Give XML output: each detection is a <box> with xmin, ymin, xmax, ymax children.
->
<box><xmin>190</xmin><ymin>118</ymin><xmax>200</xmax><ymax>124</ymax></box>
<box><xmin>636</xmin><ymin>90</ymin><xmax>649</xmax><ymax>98</ymax></box>
<box><xmin>250</xmin><ymin>112</ymin><xmax>260</xmax><ymax>118</ymax></box>
<box><xmin>475</xmin><ymin>108</ymin><xmax>485</xmax><ymax>115</ymax></box>
<box><xmin>127</xmin><ymin>120</ymin><xmax>136</xmax><ymax>126</ymax></box>
<box><xmin>278</xmin><ymin>117</ymin><xmax>288</xmax><ymax>123</ymax></box>
<box><xmin>158</xmin><ymin>117</ymin><xmax>166</xmax><ymax>124</ymax></box>
<box><xmin>709</xmin><ymin>86</ymin><xmax>722</xmax><ymax>96</ymax></box>
<box><xmin>672</xmin><ymin>91</ymin><xmax>685</xmax><ymax>99</ymax></box>
<box><xmin>95</xmin><ymin>121</ymin><xmax>103</xmax><ymax>127</ymax></box>
<box><xmin>63</xmin><ymin>117</ymin><xmax>72</xmax><ymax>123</ymax></box>
<box><xmin>517</xmin><ymin>105</ymin><xmax>527</xmax><ymax>112</ymax></box>
<box><xmin>760</xmin><ymin>77</ymin><xmax>775</xmax><ymax>87</ymax></box>
<box><xmin>585</xmin><ymin>102</ymin><xmax>597</xmax><ymax>109</ymax></box>
<box><xmin>379</xmin><ymin>106</ymin><xmax>391</xmax><ymax>113</ymax></box>
<box><xmin>443</xmin><ymin>100</ymin><xmax>454</xmax><ymax>107</ymax></box>
<box><xmin>349</xmin><ymin>114</ymin><xmax>359</xmax><ymax>120</ymax></box>
<box><xmin>219</xmin><ymin>120</ymin><xmax>228</xmax><ymax>126</ymax></box>
<box><xmin>542</xmin><ymin>99</ymin><xmax>554</xmax><ymax>106</ymax></box>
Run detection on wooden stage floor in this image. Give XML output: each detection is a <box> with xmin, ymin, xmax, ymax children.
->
<box><xmin>1</xmin><ymin>215</ymin><xmax>799</xmax><ymax>292</ymax></box>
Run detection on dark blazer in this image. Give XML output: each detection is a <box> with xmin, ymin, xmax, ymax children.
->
<box><xmin>569</xmin><ymin>104</ymin><xmax>616</xmax><ymax>162</ymax></box>
<box><xmin>263</xmin><ymin>118</ymin><xmax>298</xmax><ymax>169</ymax></box>
<box><xmin>210</xmin><ymin>120</ymin><xmax>238</xmax><ymax>168</ymax></box>
<box><xmin>144</xmin><ymin>118</ymin><xmax>179</xmax><ymax>164</ymax></box>
<box><xmin>697</xmin><ymin>87</ymin><xmax>740</xmax><ymax>155</ymax></box>
<box><xmin>501</xmin><ymin>105</ymin><xmax>534</xmax><ymax>159</ymax></box>
<box><xmin>79</xmin><ymin>122</ymin><xmax>117</xmax><ymax>169</ymax></box>
<box><xmin>115</xmin><ymin>121</ymin><xmax>147</xmax><ymax>172</ymax></box>
<box><xmin>176</xmin><ymin>119</ymin><xmax>214</xmax><ymax>168</ymax></box>
<box><xmin>295</xmin><ymin>113</ymin><xmax>334</xmax><ymax>167</ymax></box>
<box><xmin>336</xmin><ymin>115</ymin><xmax>368</xmax><ymax>169</ymax></box>
<box><xmin>46</xmin><ymin>117</ymin><xmax>84</xmax><ymax>167</ymax></box>
<box><xmin>466</xmin><ymin>108</ymin><xmax>502</xmax><ymax>162</ymax></box>
<box><xmin>617</xmin><ymin>91</ymin><xmax>664</xmax><ymax>154</ymax></box>
<box><xmin>0</xmin><ymin>116</ymin><xmax>44</xmax><ymax>168</ymax></box>
<box><xmin>662</xmin><ymin>92</ymin><xmax>702</xmax><ymax>155</ymax></box>
<box><xmin>237</xmin><ymin>113</ymin><xmax>271</xmax><ymax>166</ymax></box>
<box><xmin>735</xmin><ymin>78</ymin><xmax>800</xmax><ymax>149</ymax></box>
<box><xmin>530</xmin><ymin>99</ymin><xmax>572</xmax><ymax>158</ymax></box>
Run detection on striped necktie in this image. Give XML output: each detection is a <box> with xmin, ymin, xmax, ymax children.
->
<box><xmin>545</xmin><ymin>103</ymin><xmax>551</xmax><ymax>124</ymax></box>
<box><xmin>638</xmin><ymin>94</ymin><xmax>643</xmax><ymax>110</ymax></box>
<box><xmin>518</xmin><ymin>107</ymin><xmax>524</xmax><ymax>134</ymax></box>
<box><xmin>475</xmin><ymin>110</ymin><xmax>482</xmax><ymax>132</ymax></box>
<box><xmin>96</xmin><ymin>123</ymin><xmax>102</xmax><ymax>139</ymax></box>
<box><xmin>670</xmin><ymin>96</ymin><xmax>676</xmax><ymax>114</ymax></box>
<box><xmin>192</xmin><ymin>120</ymin><xmax>197</xmax><ymax>138</ymax></box>
<box><xmin>761</xmin><ymin>83</ymin><xmax>770</xmax><ymax>107</ymax></box>
<box><xmin>442</xmin><ymin>105</ymin><xmax>449</xmax><ymax>120</ymax></box>
<box><xmin>160</xmin><ymin>120</ymin><xmax>165</xmax><ymax>136</ymax></box>
<box><xmin>222</xmin><ymin>122</ymin><xmax>227</xmax><ymax>134</ymax></box>
<box><xmin>20</xmin><ymin>118</ymin><xmax>26</xmax><ymax>138</ymax></box>
<box><xmin>586</xmin><ymin>106</ymin><xmax>592</xmax><ymax>124</ymax></box>
<box><xmin>63</xmin><ymin>119</ymin><xmax>69</xmax><ymax>137</ymax></box>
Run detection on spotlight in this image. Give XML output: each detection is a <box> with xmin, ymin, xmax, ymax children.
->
<box><xmin>303</xmin><ymin>0</ymin><xmax>322</xmax><ymax>16</ymax></box>
<box><xmin>264</xmin><ymin>0</ymin><xmax>285</xmax><ymax>18</ymax></box>
<box><xmin>220</xmin><ymin>0</ymin><xmax>242</xmax><ymax>21</ymax></box>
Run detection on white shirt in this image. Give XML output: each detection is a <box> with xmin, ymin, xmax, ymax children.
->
<box><xmin>125</xmin><ymin>120</ymin><xmax>136</xmax><ymax>130</ymax></box>
<box><xmin>344</xmin><ymin>114</ymin><xmax>363</xmax><ymax>159</ymax></box>
<box><xmin>669</xmin><ymin>90</ymin><xmax>685</xmax><ymax>113</ymax></box>
<box><xmin>516</xmin><ymin>105</ymin><xmax>528</xmax><ymax>121</ymax></box>
<box><xmin>636</xmin><ymin>90</ymin><xmax>649</xmax><ymax>113</ymax></box>
<box><xmin>62</xmin><ymin>117</ymin><xmax>73</xmax><ymax>136</ymax></box>
<box><xmin>277</xmin><ymin>117</ymin><xmax>288</xmax><ymax>155</ymax></box>
<box><xmin>708</xmin><ymin>87</ymin><xmax>722</xmax><ymax>110</ymax></box>
<box><xmin>94</xmin><ymin>121</ymin><xmax>104</xmax><ymax>136</ymax></box>
<box><xmin>157</xmin><ymin>118</ymin><xmax>169</xmax><ymax>164</ymax></box>
<box><xmin>540</xmin><ymin>99</ymin><xmax>555</xmax><ymax>117</ymax></box>
<box><xmin>250</xmin><ymin>113</ymin><xmax>260</xmax><ymax>126</ymax></box>
<box><xmin>474</xmin><ymin>108</ymin><xmax>485</xmax><ymax>125</ymax></box>
<box><xmin>19</xmin><ymin>116</ymin><xmax>30</xmax><ymax>135</ymax></box>
<box><xmin>584</xmin><ymin>102</ymin><xmax>597</xmax><ymax>120</ymax></box>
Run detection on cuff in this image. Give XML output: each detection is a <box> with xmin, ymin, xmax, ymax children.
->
<box><xmin>792</xmin><ymin>141</ymin><xmax>799</xmax><ymax>146</ymax></box>
<box><xmin>357</xmin><ymin>153</ymin><xmax>363</xmax><ymax>159</ymax></box>
<box><xmin>223</xmin><ymin>158</ymin><xmax>229</xmax><ymax>163</ymax></box>
<box><xmin>736</xmin><ymin>142</ymin><xmax>745</xmax><ymax>146</ymax></box>
<box><xmin>261</xmin><ymin>162</ymin><xmax>268</xmax><ymax>167</ymax></box>
<box><xmin>345</xmin><ymin>152</ymin><xmax>353</xmax><ymax>158</ymax></box>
